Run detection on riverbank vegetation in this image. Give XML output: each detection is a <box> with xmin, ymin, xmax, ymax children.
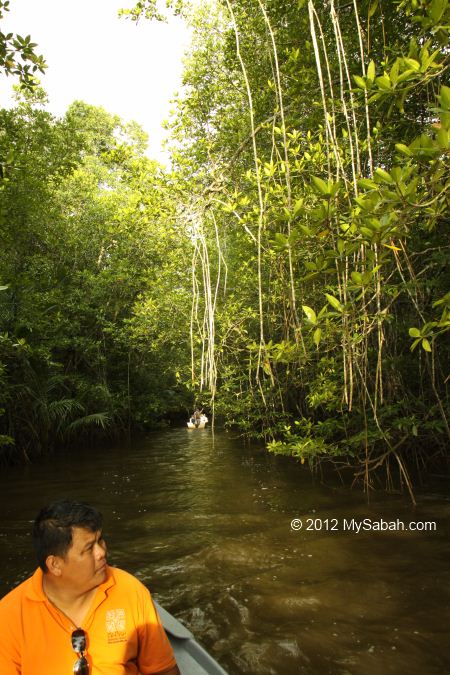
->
<box><xmin>1</xmin><ymin>0</ymin><xmax>449</xmax><ymax>499</ymax></box>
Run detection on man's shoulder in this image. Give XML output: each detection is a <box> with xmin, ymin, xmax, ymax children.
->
<box><xmin>0</xmin><ymin>575</ymin><xmax>33</xmax><ymax>612</ymax></box>
<box><xmin>108</xmin><ymin>566</ymin><xmax>150</xmax><ymax>595</ymax></box>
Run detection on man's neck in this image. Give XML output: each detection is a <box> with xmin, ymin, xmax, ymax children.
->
<box><xmin>42</xmin><ymin>575</ymin><xmax>99</xmax><ymax>626</ymax></box>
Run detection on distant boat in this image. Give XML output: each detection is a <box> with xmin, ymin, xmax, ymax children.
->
<box><xmin>155</xmin><ymin>601</ymin><xmax>227</xmax><ymax>674</ymax></box>
<box><xmin>187</xmin><ymin>415</ymin><xmax>208</xmax><ymax>429</ymax></box>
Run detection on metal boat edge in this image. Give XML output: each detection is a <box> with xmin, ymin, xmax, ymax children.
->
<box><xmin>154</xmin><ymin>601</ymin><xmax>228</xmax><ymax>675</ymax></box>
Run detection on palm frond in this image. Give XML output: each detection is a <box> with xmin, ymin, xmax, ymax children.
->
<box><xmin>66</xmin><ymin>412</ymin><xmax>111</xmax><ymax>433</ymax></box>
<box><xmin>48</xmin><ymin>398</ymin><xmax>84</xmax><ymax>422</ymax></box>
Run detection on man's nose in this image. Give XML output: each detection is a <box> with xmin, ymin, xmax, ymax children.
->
<box><xmin>95</xmin><ymin>541</ymin><xmax>107</xmax><ymax>558</ymax></box>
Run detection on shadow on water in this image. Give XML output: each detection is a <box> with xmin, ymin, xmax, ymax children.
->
<box><xmin>0</xmin><ymin>428</ymin><xmax>449</xmax><ymax>674</ymax></box>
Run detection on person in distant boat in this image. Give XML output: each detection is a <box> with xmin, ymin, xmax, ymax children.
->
<box><xmin>193</xmin><ymin>408</ymin><xmax>202</xmax><ymax>428</ymax></box>
<box><xmin>0</xmin><ymin>499</ymin><xmax>180</xmax><ymax>675</ymax></box>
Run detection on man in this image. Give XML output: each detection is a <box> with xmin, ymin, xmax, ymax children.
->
<box><xmin>0</xmin><ymin>500</ymin><xmax>180</xmax><ymax>675</ymax></box>
<box><xmin>193</xmin><ymin>409</ymin><xmax>201</xmax><ymax>428</ymax></box>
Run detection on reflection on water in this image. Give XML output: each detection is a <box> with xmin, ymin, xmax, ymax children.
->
<box><xmin>0</xmin><ymin>429</ymin><xmax>449</xmax><ymax>674</ymax></box>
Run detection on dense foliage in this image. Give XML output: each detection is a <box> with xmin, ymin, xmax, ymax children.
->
<box><xmin>1</xmin><ymin>0</ymin><xmax>448</xmax><ymax>499</ymax></box>
<box><xmin>0</xmin><ymin>92</ymin><xmax>194</xmax><ymax>462</ymax></box>
<box><xmin>163</xmin><ymin>0</ymin><xmax>450</xmax><ymax>498</ymax></box>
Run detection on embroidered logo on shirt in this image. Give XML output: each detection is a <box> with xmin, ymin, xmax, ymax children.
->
<box><xmin>105</xmin><ymin>608</ymin><xmax>127</xmax><ymax>643</ymax></box>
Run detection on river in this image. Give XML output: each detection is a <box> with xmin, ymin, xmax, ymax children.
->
<box><xmin>0</xmin><ymin>428</ymin><xmax>449</xmax><ymax>674</ymax></box>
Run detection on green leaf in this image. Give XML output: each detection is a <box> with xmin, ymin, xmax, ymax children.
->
<box><xmin>421</xmin><ymin>338</ymin><xmax>432</xmax><ymax>352</ymax></box>
<box><xmin>396</xmin><ymin>69</ymin><xmax>417</xmax><ymax>85</ymax></box>
<box><xmin>403</xmin><ymin>57</ymin><xmax>420</xmax><ymax>71</ymax></box>
<box><xmin>302</xmin><ymin>305</ymin><xmax>317</xmax><ymax>324</ymax></box>
<box><xmin>353</xmin><ymin>75</ymin><xmax>367</xmax><ymax>90</ymax></box>
<box><xmin>375</xmin><ymin>167</ymin><xmax>394</xmax><ymax>183</ymax></box>
<box><xmin>436</xmin><ymin>128</ymin><xmax>448</xmax><ymax>149</ymax></box>
<box><xmin>358</xmin><ymin>178</ymin><xmax>377</xmax><ymax>190</ymax></box>
<box><xmin>311</xmin><ymin>175</ymin><xmax>330</xmax><ymax>195</ymax></box>
<box><xmin>404</xmin><ymin>58</ymin><xmax>420</xmax><ymax>71</ymax></box>
<box><xmin>440</xmin><ymin>85</ymin><xmax>450</xmax><ymax>110</ymax></box>
<box><xmin>360</xmin><ymin>226</ymin><xmax>375</xmax><ymax>239</ymax></box>
<box><xmin>390</xmin><ymin>59</ymin><xmax>400</xmax><ymax>86</ymax></box>
<box><xmin>432</xmin><ymin>292</ymin><xmax>450</xmax><ymax>308</ymax></box>
<box><xmin>376</xmin><ymin>75</ymin><xmax>392</xmax><ymax>90</ymax></box>
<box><xmin>325</xmin><ymin>293</ymin><xmax>343</xmax><ymax>312</ymax></box>
<box><xmin>410</xmin><ymin>338</ymin><xmax>421</xmax><ymax>352</ymax></box>
<box><xmin>293</xmin><ymin>198</ymin><xmax>304</xmax><ymax>216</ymax></box>
<box><xmin>421</xmin><ymin>48</ymin><xmax>440</xmax><ymax>72</ymax></box>
<box><xmin>263</xmin><ymin>359</ymin><xmax>272</xmax><ymax>376</ymax></box>
<box><xmin>368</xmin><ymin>0</ymin><xmax>378</xmax><ymax>19</ymax></box>
<box><xmin>408</xmin><ymin>327</ymin><xmax>421</xmax><ymax>338</ymax></box>
<box><xmin>367</xmin><ymin>60</ymin><xmax>376</xmax><ymax>83</ymax></box>
<box><xmin>272</xmin><ymin>233</ymin><xmax>288</xmax><ymax>249</ymax></box>
<box><xmin>313</xmin><ymin>327</ymin><xmax>322</xmax><ymax>347</ymax></box>
<box><xmin>337</xmin><ymin>238</ymin><xmax>346</xmax><ymax>254</ymax></box>
<box><xmin>429</xmin><ymin>0</ymin><xmax>446</xmax><ymax>23</ymax></box>
<box><xmin>408</xmin><ymin>133</ymin><xmax>439</xmax><ymax>158</ymax></box>
<box><xmin>395</xmin><ymin>143</ymin><xmax>412</xmax><ymax>157</ymax></box>
<box><xmin>298</xmin><ymin>224</ymin><xmax>313</xmax><ymax>236</ymax></box>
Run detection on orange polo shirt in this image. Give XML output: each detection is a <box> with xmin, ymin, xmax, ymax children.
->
<box><xmin>0</xmin><ymin>566</ymin><xmax>177</xmax><ymax>674</ymax></box>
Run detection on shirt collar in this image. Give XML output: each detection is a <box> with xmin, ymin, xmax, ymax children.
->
<box><xmin>25</xmin><ymin>565</ymin><xmax>116</xmax><ymax>601</ymax></box>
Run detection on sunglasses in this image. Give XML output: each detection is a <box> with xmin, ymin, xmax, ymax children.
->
<box><xmin>71</xmin><ymin>628</ymin><xmax>89</xmax><ymax>674</ymax></box>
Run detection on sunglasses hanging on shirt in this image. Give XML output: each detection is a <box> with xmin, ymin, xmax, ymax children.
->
<box><xmin>71</xmin><ymin>628</ymin><xmax>89</xmax><ymax>674</ymax></box>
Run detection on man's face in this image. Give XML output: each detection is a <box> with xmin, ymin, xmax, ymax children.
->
<box><xmin>59</xmin><ymin>527</ymin><xmax>108</xmax><ymax>591</ymax></box>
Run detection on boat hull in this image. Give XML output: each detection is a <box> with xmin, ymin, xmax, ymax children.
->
<box><xmin>155</xmin><ymin>601</ymin><xmax>227</xmax><ymax>674</ymax></box>
<box><xmin>187</xmin><ymin>415</ymin><xmax>208</xmax><ymax>429</ymax></box>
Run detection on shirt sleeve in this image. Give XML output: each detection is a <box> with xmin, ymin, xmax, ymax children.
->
<box><xmin>136</xmin><ymin>589</ymin><xmax>177</xmax><ymax>674</ymax></box>
<box><xmin>0</xmin><ymin>596</ymin><xmax>22</xmax><ymax>675</ymax></box>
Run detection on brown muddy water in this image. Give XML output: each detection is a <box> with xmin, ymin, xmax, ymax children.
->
<box><xmin>0</xmin><ymin>428</ymin><xmax>449</xmax><ymax>674</ymax></box>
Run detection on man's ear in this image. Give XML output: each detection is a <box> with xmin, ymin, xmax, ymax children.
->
<box><xmin>46</xmin><ymin>555</ymin><xmax>63</xmax><ymax>576</ymax></box>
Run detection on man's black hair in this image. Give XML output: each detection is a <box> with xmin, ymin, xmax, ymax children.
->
<box><xmin>32</xmin><ymin>500</ymin><xmax>103</xmax><ymax>572</ymax></box>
